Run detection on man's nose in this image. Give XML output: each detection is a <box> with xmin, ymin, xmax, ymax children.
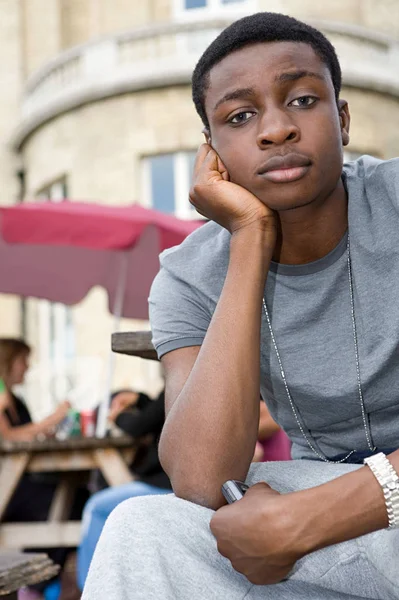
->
<box><xmin>256</xmin><ymin>110</ymin><xmax>300</xmax><ymax>148</ymax></box>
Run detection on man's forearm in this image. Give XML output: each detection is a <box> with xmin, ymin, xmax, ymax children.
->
<box><xmin>160</xmin><ymin>226</ymin><xmax>274</xmax><ymax>508</ymax></box>
<box><xmin>295</xmin><ymin>451</ymin><xmax>399</xmax><ymax>555</ymax></box>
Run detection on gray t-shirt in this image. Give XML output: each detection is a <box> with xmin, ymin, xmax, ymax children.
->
<box><xmin>149</xmin><ymin>155</ymin><xmax>399</xmax><ymax>460</ymax></box>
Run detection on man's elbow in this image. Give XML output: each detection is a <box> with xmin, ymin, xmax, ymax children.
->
<box><xmin>160</xmin><ymin>448</ymin><xmax>224</xmax><ymax>510</ymax></box>
<box><xmin>172</xmin><ymin>482</ymin><xmax>225</xmax><ymax>510</ymax></box>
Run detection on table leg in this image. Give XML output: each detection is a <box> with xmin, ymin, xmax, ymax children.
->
<box><xmin>0</xmin><ymin>453</ymin><xmax>30</xmax><ymax>521</ymax></box>
<box><xmin>48</xmin><ymin>476</ymin><xmax>77</xmax><ymax>522</ymax></box>
<box><xmin>92</xmin><ymin>448</ymin><xmax>134</xmax><ymax>487</ymax></box>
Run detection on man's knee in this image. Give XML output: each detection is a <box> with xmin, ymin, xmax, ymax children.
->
<box><xmin>103</xmin><ymin>494</ymin><xmax>175</xmax><ymax>537</ymax></box>
<box><xmin>102</xmin><ymin>493</ymin><xmax>213</xmax><ymax>548</ymax></box>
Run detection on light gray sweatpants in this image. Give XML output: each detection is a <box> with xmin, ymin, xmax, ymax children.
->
<box><xmin>82</xmin><ymin>460</ymin><xmax>399</xmax><ymax>599</ymax></box>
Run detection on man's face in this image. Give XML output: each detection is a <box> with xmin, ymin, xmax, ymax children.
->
<box><xmin>204</xmin><ymin>41</ymin><xmax>350</xmax><ymax>212</ymax></box>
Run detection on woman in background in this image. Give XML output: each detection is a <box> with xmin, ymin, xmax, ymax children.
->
<box><xmin>0</xmin><ymin>338</ymin><xmax>83</xmax><ymax>600</ymax></box>
<box><xmin>0</xmin><ymin>338</ymin><xmax>70</xmax><ymax>441</ymax></box>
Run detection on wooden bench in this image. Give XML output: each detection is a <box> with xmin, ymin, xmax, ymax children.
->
<box><xmin>0</xmin><ymin>551</ymin><xmax>59</xmax><ymax>599</ymax></box>
<box><xmin>112</xmin><ymin>331</ymin><xmax>158</xmax><ymax>361</ymax></box>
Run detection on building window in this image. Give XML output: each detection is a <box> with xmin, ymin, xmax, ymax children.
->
<box><xmin>36</xmin><ymin>177</ymin><xmax>68</xmax><ymax>202</ymax></box>
<box><xmin>185</xmin><ymin>0</ymin><xmax>207</xmax><ymax>7</ymax></box>
<box><xmin>142</xmin><ymin>151</ymin><xmax>201</xmax><ymax>219</ymax></box>
<box><xmin>34</xmin><ymin>178</ymin><xmax>75</xmax><ymax>402</ymax></box>
<box><xmin>183</xmin><ymin>0</ymin><xmax>246</xmax><ymax>8</ymax></box>
<box><xmin>175</xmin><ymin>0</ymin><xmax>255</xmax><ymax>17</ymax></box>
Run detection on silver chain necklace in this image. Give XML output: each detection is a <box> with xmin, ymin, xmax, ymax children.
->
<box><xmin>262</xmin><ymin>234</ymin><xmax>376</xmax><ymax>464</ymax></box>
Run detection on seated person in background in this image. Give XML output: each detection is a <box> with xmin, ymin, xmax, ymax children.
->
<box><xmin>0</xmin><ymin>338</ymin><xmax>70</xmax><ymax>441</ymax></box>
<box><xmin>77</xmin><ymin>389</ymin><xmax>171</xmax><ymax>590</ymax></box>
<box><xmin>252</xmin><ymin>399</ymin><xmax>291</xmax><ymax>462</ymax></box>
<box><xmin>0</xmin><ymin>338</ymin><xmax>86</xmax><ymax>598</ymax></box>
<box><xmin>0</xmin><ymin>338</ymin><xmax>71</xmax><ymax>525</ymax></box>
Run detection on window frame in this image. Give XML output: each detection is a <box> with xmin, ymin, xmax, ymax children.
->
<box><xmin>173</xmin><ymin>0</ymin><xmax>257</xmax><ymax>21</ymax></box>
<box><xmin>141</xmin><ymin>150</ymin><xmax>202</xmax><ymax>220</ymax></box>
<box><xmin>33</xmin><ymin>177</ymin><xmax>75</xmax><ymax>403</ymax></box>
<box><xmin>36</xmin><ymin>177</ymin><xmax>68</xmax><ymax>202</ymax></box>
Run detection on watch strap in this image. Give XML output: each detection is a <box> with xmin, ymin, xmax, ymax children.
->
<box><xmin>364</xmin><ymin>452</ymin><xmax>399</xmax><ymax>529</ymax></box>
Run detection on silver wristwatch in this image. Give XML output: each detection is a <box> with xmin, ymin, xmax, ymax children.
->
<box><xmin>364</xmin><ymin>452</ymin><xmax>399</xmax><ymax>529</ymax></box>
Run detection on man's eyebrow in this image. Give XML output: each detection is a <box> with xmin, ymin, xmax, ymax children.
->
<box><xmin>213</xmin><ymin>87</ymin><xmax>255</xmax><ymax>112</ymax></box>
<box><xmin>275</xmin><ymin>70</ymin><xmax>325</xmax><ymax>84</ymax></box>
<box><xmin>212</xmin><ymin>71</ymin><xmax>325</xmax><ymax>111</ymax></box>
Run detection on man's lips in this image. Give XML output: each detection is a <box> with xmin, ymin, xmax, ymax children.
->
<box><xmin>260</xmin><ymin>165</ymin><xmax>310</xmax><ymax>183</ymax></box>
<box><xmin>257</xmin><ymin>154</ymin><xmax>311</xmax><ymax>183</ymax></box>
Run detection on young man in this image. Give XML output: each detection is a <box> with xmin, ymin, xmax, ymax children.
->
<box><xmin>82</xmin><ymin>13</ymin><xmax>399</xmax><ymax>599</ymax></box>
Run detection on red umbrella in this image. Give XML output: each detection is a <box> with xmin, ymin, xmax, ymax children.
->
<box><xmin>0</xmin><ymin>201</ymin><xmax>201</xmax><ymax>319</ymax></box>
<box><xmin>0</xmin><ymin>201</ymin><xmax>202</xmax><ymax>435</ymax></box>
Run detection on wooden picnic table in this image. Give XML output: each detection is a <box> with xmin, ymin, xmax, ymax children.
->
<box><xmin>0</xmin><ymin>434</ymin><xmax>137</xmax><ymax>549</ymax></box>
<box><xmin>0</xmin><ymin>551</ymin><xmax>59</xmax><ymax>598</ymax></box>
<box><xmin>112</xmin><ymin>331</ymin><xmax>158</xmax><ymax>361</ymax></box>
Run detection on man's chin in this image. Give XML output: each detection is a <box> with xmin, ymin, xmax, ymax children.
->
<box><xmin>257</xmin><ymin>193</ymin><xmax>316</xmax><ymax>213</ymax></box>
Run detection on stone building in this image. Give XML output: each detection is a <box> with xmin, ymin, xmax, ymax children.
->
<box><xmin>0</xmin><ymin>0</ymin><xmax>398</xmax><ymax>414</ymax></box>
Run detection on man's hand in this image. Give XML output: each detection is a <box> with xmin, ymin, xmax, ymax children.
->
<box><xmin>210</xmin><ymin>482</ymin><xmax>304</xmax><ymax>585</ymax></box>
<box><xmin>190</xmin><ymin>144</ymin><xmax>277</xmax><ymax>239</ymax></box>
<box><xmin>108</xmin><ymin>391</ymin><xmax>139</xmax><ymax>422</ymax></box>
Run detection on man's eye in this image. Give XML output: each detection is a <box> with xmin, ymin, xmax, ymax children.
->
<box><xmin>229</xmin><ymin>111</ymin><xmax>255</xmax><ymax>124</ymax></box>
<box><xmin>289</xmin><ymin>96</ymin><xmax>318</xmax><ymax>107</ymax></box>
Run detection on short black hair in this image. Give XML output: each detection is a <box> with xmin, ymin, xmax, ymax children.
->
<box><xmin>192</xmin><ymin>12</ymin><xmax>342</xmax><ymax>129</ymax></box>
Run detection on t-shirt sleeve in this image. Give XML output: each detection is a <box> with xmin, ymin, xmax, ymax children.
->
<box><xmin>149</xmin><ymin>257</ymin><xmax>212</xmax><ymax>359</ymax></box>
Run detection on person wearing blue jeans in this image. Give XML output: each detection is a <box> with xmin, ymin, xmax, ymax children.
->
<box><xmin>78</xmin><ymin>389</ymin><xmax>171</xmax><ymax>590</ymax></box>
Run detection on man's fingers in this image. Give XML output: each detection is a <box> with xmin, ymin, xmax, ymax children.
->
<box><xmin>199</xmin><ymin>145</ymin><xmax>220</xmax><ymax>175</ymax></box>
<box><xmin>193</xmin><ymin>144</ymin><xmax>225</xmax><ymax>184</ymax></box>
<box><xmin>193</xmin><ymin>143</ymin><xmax>213</xmax><ymax>178</ymax></box>
<box><xmin>251</xmin><ymin>481</ymin><xmax>272</xmax><ymax>490</ymax></box>
<box><xmin>245</xmin><ymin>481</ymin><xmax>279</xmax><ymax>497</ymax></box>
<box><xmin>217</xmin><ymin>155</ymin><xmax>230</xmax><ymax>181</ymax></box>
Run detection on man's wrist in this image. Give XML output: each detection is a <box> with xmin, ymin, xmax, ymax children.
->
<box><xmin>289</xmin><ymin>465</ymin><xmax>389</xmax><ymax>556</ymax></box>
<box><xmin>230</xmin><ymin>225</ymin><xmax>275</xmax><ymax>278</ymax></box>
<box><xmin>232</xmin><ymin>224</ymin><xmax>276</xmax><ymax>249</ymax></box>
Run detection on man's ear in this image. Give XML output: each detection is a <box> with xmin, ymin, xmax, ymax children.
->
<box><xmin>338</xmin><ymin>99</ymin><xmax>350</xmax><ymax>147</ymax></box>
<box><xmin>202</xmin><ymin>126</ymin><xmax>212</xmax><ymax>146</ymax></box>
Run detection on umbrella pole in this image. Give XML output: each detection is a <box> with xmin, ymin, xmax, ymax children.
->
<box><xmin>96</xmin><ymin>252</ymin><xmax>129</xmax><ymax>438</ymax></box>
